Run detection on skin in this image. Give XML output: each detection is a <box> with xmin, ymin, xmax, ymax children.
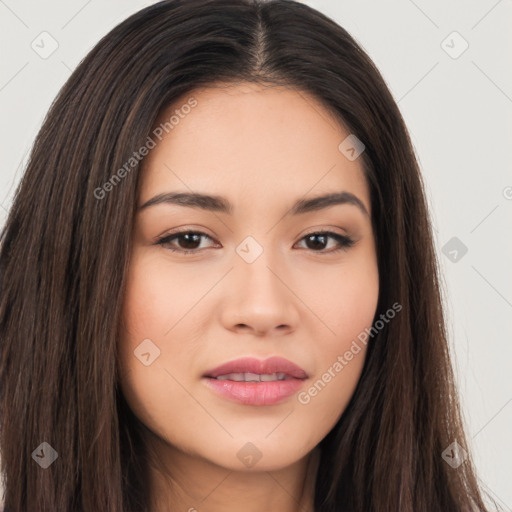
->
<box><xmin>117</xmin><ymin>82</ymin><xmax>379</xmax><ymax>512</ymax></box>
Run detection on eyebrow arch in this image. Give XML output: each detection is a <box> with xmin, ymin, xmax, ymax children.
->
<box><xmin>138</xmin><ymin>191</ymin><xmax>369</xmax><ymax>217</ymax></box>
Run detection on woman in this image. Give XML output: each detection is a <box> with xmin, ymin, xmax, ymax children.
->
<box><xmin>0</xmin><ymin>0</ymin><xmax>494</xmax><ymax>510</ymax></box>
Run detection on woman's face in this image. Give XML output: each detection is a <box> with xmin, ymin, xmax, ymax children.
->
<box><xmin>118</xmin><ymin>82</ymin><xmax>379</xmax><ymax>473</ymax></box>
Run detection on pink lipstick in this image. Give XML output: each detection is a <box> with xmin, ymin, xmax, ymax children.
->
<box><xmin>202</xmin><ymin>356</ymin><xmax>308</xmax><ymax>406</ymax></box>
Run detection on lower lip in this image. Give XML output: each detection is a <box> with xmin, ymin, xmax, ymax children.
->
<box><xmin>203</xmin><ymin>377</ymin><xmax>306</xmax><ymax>406</ymax></box>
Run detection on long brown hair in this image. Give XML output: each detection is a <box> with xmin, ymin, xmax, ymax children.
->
<box><xmin>0</xmin><ymin>0</ymin><xmax>494</xmax><ymax>510</ymax></box>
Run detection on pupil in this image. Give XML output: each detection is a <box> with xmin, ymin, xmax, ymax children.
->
<box><xmin>180</xmin><ymin>233</ymin><xmax>200</xmax><ymax>249</ymax></box>
<box><xmin>307</xmin><ymin>234</ymin><xmax>326</xmax><ymax>250</ymax></box>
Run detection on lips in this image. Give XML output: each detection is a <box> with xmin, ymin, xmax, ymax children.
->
<box><xmin>203</xmin><ymin>356</ymin><xmax>308</xmax><ymax>380</ymax></box>
<box><xmin>202</xmin><ymin>356</ymin><xmax>308</xmax><ymax>406</ymax></box>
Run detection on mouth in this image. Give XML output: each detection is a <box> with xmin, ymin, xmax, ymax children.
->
<box><xmin>202</xmin><ymin>356</ymin><xmax>308</xmax><ymax>406</ymax></box>
<box><xmin>212</xmin><ymin>372</ymin><xmax>292</xmax><ymax>382</ymax></box>
<box><xmin>203</xmin><ymin>356</ymin><xmax>308</xmax><ymax>380</ymax></box>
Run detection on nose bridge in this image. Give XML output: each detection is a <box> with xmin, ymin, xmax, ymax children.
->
<box><xmin>235</xmin><ymin>234</ymin><xmax>285</xmax><ymax>301</ymax></box>
<box><xmin>222</xmin><ymin>233</ymin><xmax>299</xmax><ymax>334</ymax></box>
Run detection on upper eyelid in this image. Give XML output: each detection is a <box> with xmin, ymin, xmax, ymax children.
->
<box><xmin>159</xmin><ymin>228</ymin><xmax>350</xmax><ymax>239</ymax></box>
<box><xmin>158</xmin><ymin>230</ymin><xmax>216</xmax><ymax>244</ymax></box>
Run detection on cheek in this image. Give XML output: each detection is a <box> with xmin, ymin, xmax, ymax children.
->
<box><xmin>117</xmin><ymin>255</ymin><xmax>177</xmax><ymax>393</ymax></box>
<box><xmin>116</xmin><ymin>255</ymin><xmax>195</xmax><ymax>435</ymax></box>
<box><xmin>299</xmin><ymin>251</ymin><xmax>379</xmax><ymax>418</ymax></box>
<box><xmin>119</xmin><ymin>252</ymin><xmax>204</xmax><ymax>345</ymax></box>
<box><xmin>308</xmin><ymin>248</ymin><xmax>379</xmax><ymax>345</ymax></box>
<box><xmin>296</xmin><ymin>292</ymin><xmax>376</xmax><ymax>433</ymax></box>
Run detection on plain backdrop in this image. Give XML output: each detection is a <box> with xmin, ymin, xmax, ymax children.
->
<box><xmin>0</xmin><ymin>0</ymin><xmax>511</xmax><ymax>510</ymax></box>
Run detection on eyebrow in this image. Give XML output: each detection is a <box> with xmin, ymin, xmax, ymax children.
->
<box><xmin>138</xmin><ymin>191</ymin><xmax>369</xmax><ymax>217</ymax></box>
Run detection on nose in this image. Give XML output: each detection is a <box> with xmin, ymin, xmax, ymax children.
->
<box><xmin>220</xmin><ymin>251</ymin><xmax>300</xmax><ymax>337</ymax></box>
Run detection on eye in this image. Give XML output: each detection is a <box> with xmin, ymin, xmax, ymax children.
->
<box><xmin>155</xmin><ymin>229</ymin><xmax>355</xmax><ymax>255</ymax></box>
<box><xmin>155</xmin><ymin>230</ymin><xmax>218</xmax><ymax>254</ymax></box>
<box><xmin>294</xmin><ymin>231</ymin><xmax>355</xmax><ymax>253</ymax></box>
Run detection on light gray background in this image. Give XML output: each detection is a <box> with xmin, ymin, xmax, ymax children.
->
<box><xmin>0</xmin><ymin>0</ymin><xmax>511</xmax><ymax>509</ymax></box>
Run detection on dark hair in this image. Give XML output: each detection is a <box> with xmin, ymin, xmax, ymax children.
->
<box><xmin>0</xmin><ymin>0</ymin><xmax>493</xmax><ymax>510</ymax></box>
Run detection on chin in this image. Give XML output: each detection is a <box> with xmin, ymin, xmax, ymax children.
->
<box><xmin>200</xmin><ymin>435</ymin><xmax>315</xmax><ymax>472</ymax></box>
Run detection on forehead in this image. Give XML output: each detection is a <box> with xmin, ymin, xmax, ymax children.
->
<box><xmin>139</xmin><ymin>82</ymin><xmax>371</xmax><ymax>217</ymax></box>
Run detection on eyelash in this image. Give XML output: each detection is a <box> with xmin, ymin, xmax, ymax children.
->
<box><xmin>155</xmin><ymin>229</ymin><xmax>355</xmax><ymax>255</ymax></box>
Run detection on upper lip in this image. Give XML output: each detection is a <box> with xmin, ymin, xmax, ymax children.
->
<box><xmin>204</xmin><ymin>356</ymin><xmax>308</xmax><ymax>379</ymax></box>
